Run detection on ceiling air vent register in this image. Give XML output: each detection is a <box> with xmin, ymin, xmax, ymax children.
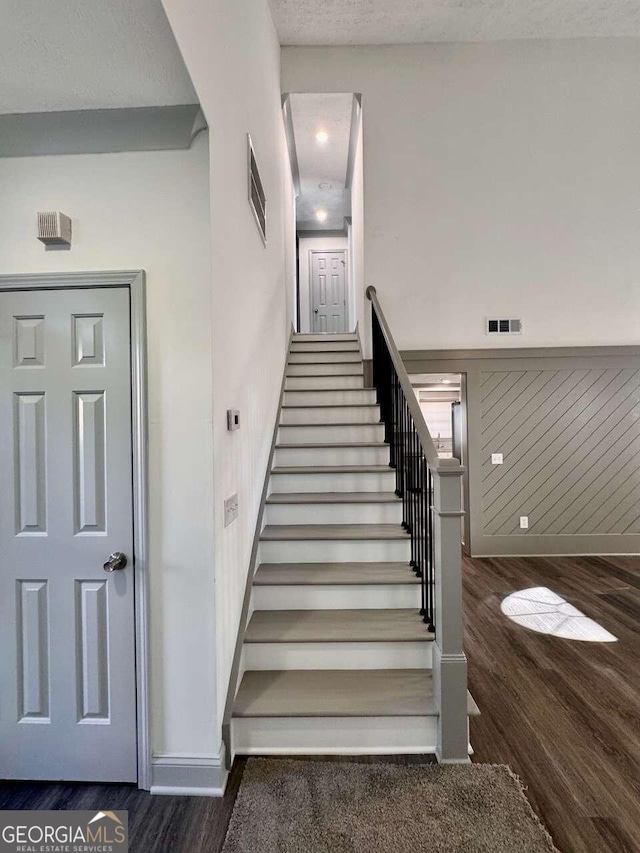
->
<box><xmin>486</xmin><ymin>317</ymin><xmax>522</xmax><ymax>335</ymax></box>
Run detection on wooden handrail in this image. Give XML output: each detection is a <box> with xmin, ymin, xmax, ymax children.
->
<box><xmin>366</xmin><ymin>286</ymin><xmax>440</xmax><ymax>466</ymax></box>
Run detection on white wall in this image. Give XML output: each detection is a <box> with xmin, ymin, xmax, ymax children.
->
<box><xmin>418</xmin><ymin>401</ymin><xmax>453</xmax><ymax>442</ymax></box>
<box><xmin>0</xmin><ymin>136</ymin><xmax>216</xmax><ymax>759</ymax></box>
<box><xmin>283</xmin><ymin>40</ymin><xmax>640</xmax><ymax>350</ymax></box>
<box><xmin>298</xmin><ymin>235</ymin><xmax>348</xmax><ymax>333</ymax></box>
<box><xmin>161</xmin><ymin>0</ymin><xmax>292</xmax><ymax>739</ymax></box>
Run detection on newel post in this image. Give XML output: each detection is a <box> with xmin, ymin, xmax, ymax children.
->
<box><xmin>430</xmin><ymin>456</ymin><xmax>470</xmax><ymax>763</ymax></box>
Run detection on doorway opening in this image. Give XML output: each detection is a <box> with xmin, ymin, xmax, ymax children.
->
<box><xmin>410</xmin><ymin>372</ymin><xmax>470</xmax><ymax>552</ymax></box>
<box><xmin>283</xmin><ymin>93</ymin><xmax>363</xmax><ymax>335</ymax></box>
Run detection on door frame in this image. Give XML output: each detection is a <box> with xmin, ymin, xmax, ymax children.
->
<box><xmin>308</xmin><ymin>248</ymin><xmax>348</xmax><ymax>333</ymax></box>
<box><xmin>0</xmin><ymin>270</ymin><xmax>151</xmax><ymax>790</ymax></box>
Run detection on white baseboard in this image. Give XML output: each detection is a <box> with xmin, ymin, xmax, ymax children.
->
<box><xmin>150</xmin><ymin>748</ymin><xmax>228</xmax><ymax>797</ymax></box>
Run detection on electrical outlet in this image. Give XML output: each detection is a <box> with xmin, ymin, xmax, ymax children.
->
<box><xmin>520</xmin><ymin>516</ymin><xmax>529</xmax><ymax>530</ymax></box>
<box><xmin>491</xmin><ymin>453</ymin><xmax>504</xmax><ymax>465</ymax></box>
<box><xmin>224</xmin><ymin>494</ymin><xmax>238</xmax><ymax>527</ymax></box>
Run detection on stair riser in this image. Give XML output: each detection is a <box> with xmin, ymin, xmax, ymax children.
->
<box><xmin>278</xmin><ymin>424</ymin><xmax>385</xmax><ymax>444</ymax></box>
<box><xmin>265</xmin><ymin>501</ymin><xmax>403</xmax><ymax>526</ymax></box>
<box><xmin>253</xmin><ymin>584</ymin><xmax>420</xmax><ymax>610</ymax></box>
<box><xmin>285</xmin><ymin>375</ymin><xmax>364</xmax><ymax>390</ymax></box>
<box><xmin>259</xmin><ymin>538</ymin><xmax>411</xmax><ymax>563</ymax></box>
<box><xmin>269</xmin><ymin>471</ymin><xmax>396</xmax><ymax>493</ymax></box>
<box><xmin>287</xmin><ymin>363</ymin><xmax>364</xmax><ymax>377</ymax></box>
<box><xmin>275</xmin><ymin>445</ymin><xmax>389</xmax><ymax>467</ymax></box>
<box><xmin>290</xmin><ymin>342</ymin><xmax>360</xmax><ymax>353</ymax></box>
<box><xmin>241</xmin><ymin>641</ymin><xmax>432</xmax><ymax>671</ymax></box>
<box><xmin>289</xmin><ymin>352</ymin><xmax>362</xmax><ymax>364</ymax></box>
<box><xmin>231</xmin><ymin>716</ymin><xmax>438</xmax><ymax>756</ymax></box>
<box><xmin>293</xmin><ymin>334</ymin><xmax>357</xmax><ymax>342</ymax></box>
<box><xmin>281</xmin><ymin>406</ymin><xmax>380</xmax><ymax>425</ymax></box>
<box><xmin>284</xmin><ymin>389</ymin><xmax>376</xmax><ymax>406</ymax></box>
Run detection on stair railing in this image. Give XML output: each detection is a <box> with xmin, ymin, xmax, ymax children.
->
<box><xmin>366</xmin><ymin>286</ymin><xmax>470</xmax><ymax>763</ymax></box>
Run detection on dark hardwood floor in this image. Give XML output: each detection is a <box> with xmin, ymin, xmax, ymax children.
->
<box><xmin>464</xmin><ymin>553</ymin><xmax>640</xmax><ymax>853</ymax></box>
<box><xmin>1</xmin><ymin>555</ymin><xmax>638</xmax><ymax>853</ymax></box>
<box><xmin>0</xmin><ymin>761</ymin><xmax>246</xmax><ymax>853</ymax></box>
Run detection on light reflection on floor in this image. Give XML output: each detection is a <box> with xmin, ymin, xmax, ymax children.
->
<box><xmin>500</xmin><ymin>586</ymin><xmax>617</xmax><ymax>642</ymax></box>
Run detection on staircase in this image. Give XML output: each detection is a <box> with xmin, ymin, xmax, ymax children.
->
<box><xmin>229</xmin><ymin>330</ymin><xmax>476</xmax><ymax>757</ymax></box>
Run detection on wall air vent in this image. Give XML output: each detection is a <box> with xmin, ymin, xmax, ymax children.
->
<box><xmin>37</xmin><ymin>211</ymin><xmax>72</xmax><ymax>246</ymax></box>
<box><xmin>247</xmin><ymin>135</ymin><xmax>266</xmax><ymax>245</ymax></box>
<box><xmin>486</xmin><ymin>317</ymin><xmax>522</xmax><ymax>335</ymax></box>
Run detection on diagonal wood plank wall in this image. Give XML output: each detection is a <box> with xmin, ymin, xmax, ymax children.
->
<box><xmin>402</xmin><ymin>347</ymin><xmax>640</xmax><ymax>556</ymax></box>
<box><xmin>480</xmin><ymin>368</ymin><xmax>640</xmax><ymax>536</ymax></box>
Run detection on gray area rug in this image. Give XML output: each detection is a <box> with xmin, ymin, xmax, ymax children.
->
<box><xmin>222</xmin><ymin>758</ymin><xmax>559</xmax><ymax>853</ymax></box>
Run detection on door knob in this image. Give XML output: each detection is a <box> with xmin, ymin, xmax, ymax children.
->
<box><xmin>314</xmin><ymin>309</ymin><xmax>319</xmax><ymax>313</ymax></box>
<box><xmin>103</xmin><ymin>551</ymin><xmax>128</xmax><ymax>572</ymax></box>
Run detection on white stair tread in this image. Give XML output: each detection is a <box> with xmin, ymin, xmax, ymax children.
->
<box><xmin>261</xmin><ymin>524</ymin><xmax>409</xmax><ymax>541</ymax></box>
<box><xmin>282</xmin><ymin>403</ymin><xmax>377</xmax><ymax>409</ymax></box>
<box><xmin>234</xmin><ymin>670</ymin><xmax>480</xmax><ymax>718</ymax></box>
<box><xmin>254</xmin><ymin>562</ymin><xmax>419</xmax><ymax>585</ymax></box>
<box><xmin>285</xmin><ymin>388</ymin><xmax>372</xmax><ymax>394</ymax></box>
<box><xmin>266</xmin><ymin>492</ymin><xmax>400</xmax><ymax>504</ymax></box>
<box><xmin>277</xmin><ymin>423</ymin><xmax>382</xmax><ymax>430</ymax></box>
<box><xmin>286</xmin><ymin>372</ymin><xmax>364</xmax><ymax>377</ymax></box>
<box><xmin>272</xmin><ymin>465</ymin><xmax>392</xmax><ymax>474</ymax></box>
<box><xmin>276</xmin><ymin>442</ymin><xmax>387</xmax><ymax>449</ymax></box>
<box><xmin>290</xmin><ymin>347</ymin><xmax>360</xmax><ymax>353</ymax></box>
<box><xmin>293</xmin><ymin>334</ymin><xmax>358</xmax><ymax>340</ymax></box>
<box><xmin>286</xmin><ymin>385</ymin><xmax>373</xmax><ymax>391</ymax></box>
<box><xmin>245</xmin><ymin>609</ymin><xmax>433</xmax><ymax>643</ymax></box>
<box><xmin>234</xmin><ymin>669</ymin><xmax>435</xmax><ymax>718</ymax></box>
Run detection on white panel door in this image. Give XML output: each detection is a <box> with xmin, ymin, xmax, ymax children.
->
<box><xmin>311</xmin><ymin>251</ymin><xmax>347</xmax><ymax>334</ymax></box>
<box><xmin>0</xmin><ymin>287</ymin><xmax>137</xmax><ymax>782</ymax></box>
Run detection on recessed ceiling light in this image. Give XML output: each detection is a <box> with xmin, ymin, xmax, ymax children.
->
<box><xmin>315</xmin><ymin>209</ymin><xmax>328</xmax><ymax>222</ymax></box>
<box><xmin>315</xmin><ymin>131</ymin><xmax>329</xmax><ymax>144</ymax></box>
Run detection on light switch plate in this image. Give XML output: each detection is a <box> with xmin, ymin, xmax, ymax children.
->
<box><xmin>491</xmin><ymin>453</ymin><xmax>503</xmax><ymax>465</ymax></box>
<box><xmin>224</xmin><ymin>493</ymin><xmax>238</xmax><ymax>527</ymax></box>
<box><xmin>227</xmin><ymin>409</ymin><xmax>240</xmax><ymax>431</ymax></box>
<box><xmin>520</xmin><ymin>516</ymin><xmax>529</xmax><ymax>529</ymax></box>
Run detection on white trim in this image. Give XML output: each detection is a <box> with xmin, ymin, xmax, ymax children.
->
<box><xmin>0</xmin><ymin>270</ymin><xmax>151</xmax><ymax>790</ymax></box>
<box><xmin>151</xmin><ymin>749</ymin><xmax>228</xmax><ymax>797</ymax></box>
<box><xmin>308</xmin><ymin>249</ymin><xmax>349</xmax><ymax>333</ymax></box>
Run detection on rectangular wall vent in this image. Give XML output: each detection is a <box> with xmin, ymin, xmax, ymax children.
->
<box><xmin>486</xmin><ymin>317</ymin><xmax>522</xmax><ymax>335</ymax></box>
<box><xmin>247</xmin><ymin>135</ymin><xmax>266</xmax><ymax>245</ymax></box>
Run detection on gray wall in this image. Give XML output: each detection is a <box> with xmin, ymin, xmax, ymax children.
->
<box><xmin>404</xmin><ymin>347</ymin><xmax>640</xmax><ymax>556</ymax></box>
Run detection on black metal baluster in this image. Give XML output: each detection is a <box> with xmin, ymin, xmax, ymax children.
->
<box><xmin>411</xmin><ymin>421</ymin><xmax>419</xmax><ymax>575</ymax></box>
<box><xmin>418</xmin><ymin>441</ymin><xmax>424</xmax><ymax>578</ymax></box>
<box><xmin>401</xmin><ymin>399</ymin><xmax>407</xmax><ymax>525</ymax></box>
<box><xmin>427</xmin><ymin>465</ymin><xmax>435</xmax><ymax>631</ymax></box>
<box><xmin>369</xmin><ymin>294</ymin><xmax>441</xmax><ymax>631</ymax></box>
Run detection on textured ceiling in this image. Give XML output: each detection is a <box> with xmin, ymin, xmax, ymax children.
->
<box><xmin>290</xmin><ymin>93</ymin><xmax>354</xmax><ymax>230</ymax></box>
<box><xmin>0</xmin><ymin>0</ymin><xmax>197</xmax><ymax>114</ymax></box>
<box><xmin>271</xmin><ymin>0</ymin><xmax>640</xmax><ymax>45</ymax></box>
